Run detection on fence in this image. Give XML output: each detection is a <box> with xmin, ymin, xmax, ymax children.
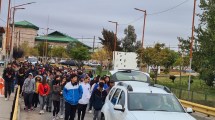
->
<box><xmin>10</xmin><ymin>86</ymin><xmax>20</xmax><ymax>120</ymax></box>
<box><xmin>170</xmin><ymin>87</ymin><xmax>215</xmax><ymax>107</ymax></box>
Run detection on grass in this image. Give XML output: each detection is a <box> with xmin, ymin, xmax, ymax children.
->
<box><xmin>156</xmin><ymin>75</ymin><xmax>215</xmax><ymax>107</ymax></box>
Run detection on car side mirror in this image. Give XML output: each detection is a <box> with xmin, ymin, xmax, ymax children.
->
<box><xmin>114</xmin><ymin>104</ymin><xmax>125</xmax><ymax>112</ymax></box>
<box><xmin>186</xmin><ymin>107</ymin><xmax>193</xmax><ymax>113</ymax></box>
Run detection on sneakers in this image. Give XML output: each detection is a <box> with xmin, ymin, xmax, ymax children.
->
<box><xmin>56</xmin><ymin>114</ymin><xmax>59</xmax><ymax>119</ymax></box>
<box><xmin>88</xmin><ymin>110</ymin><xmax>92</xmax><ymax>113</ymax></box>
<box><xmin>52</xmin><ymin>116</ymin><xmax>56</xmax><ymax>120</ymax></box>
<box><xmin>39</xmin><ymin>110</ymin><xmax>44</xmax><ymax>114</ymax></box>
<box><xmin>59</xmin><ymin>115</ymin><xmax>64</xmax><ymax>119</ymax></box>
<box><xmin>5</xmin><ymin>98</ymin><xmax>8</xmax><ymax>101</ymax></box>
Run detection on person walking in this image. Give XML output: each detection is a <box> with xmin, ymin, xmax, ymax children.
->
<box><xmin>22</xmin><ymin>73</ymin><xmax>35</xmax><ymax>111</ymax></box>
<box><xmin>59</xmin><ymin>77</ymin><xmax>67</xmax><ymax>119</ymax></box>
<box><xmin>63</xmin><ymin>74</ymin><xmax>83</xmax><ymax>120</ymax></box>
<box><xmin>17</xmin><ymin>66</ymin><xmax>25</xmax><ymax>96</ymax></box>
<box><xmin>32</xmin><ymin>75</ymin><xmax>42</xmax><ymax>108</ymax></box>
<box><xmin>52</xmin><ymin>76</ymin><xmax>61</xmax><ymax>120</ymax></box>
<box><xmin>77</xmin><ymin>76</ymin><xmax>91</xmax><ymax>120</ymax></box>
<box><xmin>90</xmin><ymin>82</ymin><xmax>107</xmax><ymax>120</ymax></box>
<box><xmin>3</xmin><ymin>63</ymin><xmax>15</xmax><ymax>100</ymax></box>
<box><xmin>38</xmin><ymin>77</ymin><xmax>50</xmax><ymax>114</ymax></box>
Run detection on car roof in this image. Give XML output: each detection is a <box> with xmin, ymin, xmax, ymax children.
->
<box><xmin>110</xmin><ymin>69</ymin><xmax>150</xmax><ymax>77</ymax></box>
<box><xmin>115</xmin><ymin>81</ymin><xmax>170</xmax><ymax>94</ymax></box>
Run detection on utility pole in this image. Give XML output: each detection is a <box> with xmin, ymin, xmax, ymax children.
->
<box><xmin>188</xmin><ymin>0</ymin><xmax>197</xmax><ymax>99</ymax></box>
<box><xmin>134</xmin><ymin>8</ymin><xmax>147</xmax><ymax>48</ymax></box>
<box><xmin>5</xmin><ymin>0</ymin><xmax>11</xmax><ymax>65</ymax></box>
<box><xmin>93</xmin><ymin>36</ymin><xmax>95</xmax><ymax>52</ymax></box>
<box><xmin>0</xmin><ymin>0</ymin><xmax>2</xmax><ymax>14</ymax></box>
<box><xmin>108</xmin><ymin>21</ymin><xmax>118</xmax><ymax>61</ymax></box>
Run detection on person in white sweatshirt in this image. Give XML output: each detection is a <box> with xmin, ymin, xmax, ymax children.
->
<box><xmin>77</xmin><ymin>76</ymin><xmax>91</xmax><ymax>120</ymax></box>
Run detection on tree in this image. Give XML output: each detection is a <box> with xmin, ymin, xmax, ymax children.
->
<box><xmin>91</xmin><ymin>47</ymin><xmax>110</xmax><ymax>64</ymax></box>
<box><xmin>178</xmin><ymin>0</ymin><xmax>215</xmax><ymax>86</ymax></box>
<box><xmin>122</xmin><ymin>25</ymin><xmax>137</xmax><ymax>52</ymax></box>
<box><xmin>99</xmin><ymin>29</ymin><xmax>122</xmax><ymax>59</ymax></box>
<box><xmin>13</xmin><ymin>47</ymin><xmax>24</xmax><ymax>60</ymax></box>
<box><xmin>20</xmin><ymin>42</ymin><xmax>39</xmax><ymax>57</ymax></box>
<box><xmin>51</xmin><ymin>46</ymin><xmax>68</xmax><ymax>58</ymax></box>
<box><xmin>35</xmin><ymin>42</ymin><xmax>51</xmax><ymax>57</ymax></box>
<box><xmin>136</xmin><ymin>43</ymin><xmax>178</xmax><ymax>83</ymax></box>
<box><xmin>69</xmin><ymin>46</ymin><xmax>90</xmax><ymax>67</ymax></box>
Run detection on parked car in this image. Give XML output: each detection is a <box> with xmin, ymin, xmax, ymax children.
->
<box><xmin>48</xmin><ymin>58</ymin><xmax>56</xmax><ymax>64</ymax></box>
<box><xmin>0</xmin><ymin>60</ymin><xmax>5</xmax><ymax>66</ymax></box>
<box><xmin>88</xmin><ymin>62</ymin><xmax>101</xmax><ymax>67</ymax></box>
<box><xmin>59</xmin><ymin>60</ymin><xmax>83</xmax><ymax>67</ymax></box>
<box><xmin>27</xmin><ymin>57</ymin><xmax>38</xmax><ymax>65</ymax></box>
<box><xmin>101</xmin><ymin>81</ymin><xmax>196</xmax><ymax>120</ymax></box>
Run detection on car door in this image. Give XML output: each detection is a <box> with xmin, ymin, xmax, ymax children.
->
<box><xmin>104</xmin><ymin>87</ymin><xmax>116</xmax><ymax>120</ymax></box>
<box><xmin>108</xmin><ymin>88</ymin><xmax>122</xmax><ymax>119</ymax></box>
<box><xmin>113</xmin><ymin>90</ymin><xmax>126</xmax><ymax>120</ymax></box>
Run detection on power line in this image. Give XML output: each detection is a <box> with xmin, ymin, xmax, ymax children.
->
<box><xmin>119</xmin><ymin>0</ymin><xmax>190</xmax><ymax>25</ymax></box>
<box><xmin>0</xmin><ymin>18</ymin><xmax>6</xmax><ymax>23</ymax></box>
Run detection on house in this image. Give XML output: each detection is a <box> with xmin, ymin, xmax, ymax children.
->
<box><xmin>13</xmin><ymin>20</ymin><xmax>39</xmax><ymax>47</ymax></box>
<box><xmin>35</xmin><ymin>31</ymin><xmax>91</xmax><ymax>48</ymax></box>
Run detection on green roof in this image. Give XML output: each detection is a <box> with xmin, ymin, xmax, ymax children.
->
<box><xmin>14</xmin><ymin>20</ymin><xmax>39</xmax><ymax>30</ymax></box>
<box><xmin>35</xmin><ymin>31</ymin><xmax>91</xmax><ymax>48</ymax></box>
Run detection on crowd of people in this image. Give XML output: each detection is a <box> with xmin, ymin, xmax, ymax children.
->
<box><xmin>3</xmin><ymin>61</ymin><xmax>115</xmax><ymax>120</ymax></box>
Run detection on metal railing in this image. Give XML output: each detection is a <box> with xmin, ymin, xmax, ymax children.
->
<box><xmin>10</xmin><ymin>86</ymin><xmax>20</xmax><ymax>120</ymax></box>
<box><xmin>180</xmin><ymin>99</ymin><xmax>215</xmax><ymax>117</ymax></box>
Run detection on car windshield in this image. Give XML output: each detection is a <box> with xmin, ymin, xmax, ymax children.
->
<box><xmin>111</xmin><ymin>70</ymin><xmax>149</xmax><ymax>82</ymax></box>
<box><xmin>128</xmin><ymin>93</ymin><xmax>185</xmax><ymax>112</ymax></box>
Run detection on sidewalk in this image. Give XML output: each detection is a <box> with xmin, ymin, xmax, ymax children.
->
<box><xmin>0</xmin><ymin>93</ymin><xmax>15</xmax><ymax>120</ymax></box>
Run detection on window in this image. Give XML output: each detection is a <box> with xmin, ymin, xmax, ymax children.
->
<box><xmin>111</xmin><ymin>89</ymin><xmax>121</xmax><ymax>105</ymax></box>
<box><xmin>109</xmin><ymin>88</ymin><xmax>116</xmax><ymax>100</ymax></box>
<box><xmin>117</xmin><ymin>91</ymin><xmax>125</xmax><ymax>108</ymax></box>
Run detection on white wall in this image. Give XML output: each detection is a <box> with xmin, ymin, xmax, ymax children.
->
<box><xmin>113</xmin><ymin>51</ymin><xmax>138</xmax><ymax>70</ymax></box>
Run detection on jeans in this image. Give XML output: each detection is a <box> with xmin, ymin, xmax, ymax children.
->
<box><xmin>93</xmin><ymin>110</ymin><xmax>101</xmax><ymax>120</ymax></box>
<box><xmin>4</xmin><ymin>81</ymin><xmax>11</xmax><ymax>98</ymax></box>
<box><xmin>46</xmin><ymin>94</ymin><xmax>52</xmax><ymax>111</ymax></box>
<box><xmin>53</xmin><ymin>100</ymin><xmax>60</xmax><ymax>116</ymax></box>
<box><xmin>24</xmin><ymin>93</ymin><xmax>33</xmax><ymax>109</ymax></box>
<box><xmin>32</xmin><ymin>93</ymin><xmax>39</xmax><ymax>108</ymax></box>
<box><xmin>60</xmin><ymin>97</ymin><xmax>65</xmax><ymax>115</ymax></box>
<box><xmin>64</xmin><ymin>102</ymin><xmax>77</xmax><ymax>120</ymax></box>
<box><xmin>39</xmin><ymin>95</ymin><xmax>47</xmax><ymax>110</ymax></box>
<box><xmin>77</xmin><ymin>104</ymin><xmax>88</xmax><ymax>120</ymax></box>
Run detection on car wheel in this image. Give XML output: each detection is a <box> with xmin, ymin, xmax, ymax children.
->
<box><xmin>101</xmin><ymin>113</ymin><xmax>105</xmax><ymax>120</ymax></box>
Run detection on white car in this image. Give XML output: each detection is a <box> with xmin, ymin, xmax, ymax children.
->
<box><xmin>101</xmin><ymin>81</ymin><xmax>196</xmax><ymax>120</ymax></box>
<box><xmin>27</xmin><ymin>57</ymin><xmax>38</xmax><ymax>65</ymax></box>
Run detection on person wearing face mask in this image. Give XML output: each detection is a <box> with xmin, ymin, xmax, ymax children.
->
<box><xmin>63</xmin><ymin>74</ymin><xmax>83</xmax><ymax>120</ymax></box>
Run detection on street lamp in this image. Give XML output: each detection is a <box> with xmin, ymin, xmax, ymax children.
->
<box><xmin>108</xmin><ymin>20</ymin><xmax>118</xmax><ymax>62</ymax></box>
<box><xmin>9</xmin><ymin>2</ymin><xmax>36</xmax><ymax>61</ymax></box>
<box><xmin>134</xmin><ymin>8</ymin><xmax>147</xmax><ymax>48</ymax></box>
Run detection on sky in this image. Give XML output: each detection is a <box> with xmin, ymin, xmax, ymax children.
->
<box><xmin>0</xmin><ymin>0</ymin><xmax>201</xmax><ymax>49</ymax></box>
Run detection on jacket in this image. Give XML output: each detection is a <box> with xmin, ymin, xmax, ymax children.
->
<box><xmin>90</xmin><ymin>89</ymin><xmax>107</xmax><ymax>110</ymax></box>
<box><xmin>22</xmin><ymin>78</ymin><xmax>35</xmax><ymax>93</ymax></box>
<box><xmin>63</xmin><ymin>82</ymin><xmax>83</xmax><ymax>105</ymax></box>
<box><xmin>78</xmin><ymin>82</ymin><xmax>91</xmax><ymax>104</ymax></box>
<box><xmin>52</xmin><ymin>84</ymin><xmax>61</xmax><ymax>101</ymax></box>
<box><xmin>38</xmin><ymin>83</ymin><xmax>50</xmax><ymax>96</ymax></box>
<box><xmin>3</xmin><ymin>68</ymin><xmax>15</xmax><ymax>82</ymax></box>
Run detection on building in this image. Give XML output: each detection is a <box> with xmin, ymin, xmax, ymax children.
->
<box><xmin>13</xmin><ymin>20</ymin><xmax>39</xmax><ymax>47</ymax></box>
<box><xmin>35</xmin><ymin>31</ymin><xmax>90</xmax><ymax>48</ymax></box>
<box><xmin>113</xmin><ymin>51</ymin><xmax>139</xmax><ymax>70</ymax></box>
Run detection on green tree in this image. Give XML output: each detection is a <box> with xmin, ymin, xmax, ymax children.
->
<box><xmin>178</xmin><ymin>0</ymin><xmax>215</xmax><ymax>86</ymax></box>
<box><xmin>99</xmin><ymin>29</ymin><xmax>122</xmax><ymax>59</ymax></box>
<box><xmin>122</xmin><ymin>25</ymin><xmax>137</xmax><ymax>52</ymax></box>
<box><xmin>51</xmin><ymin>46</ymin><xmax>68</xmax><ymax>58</ymax></box>
<box><xmin>136</xmin><ymin>43</ymin><xmax>178</xmax><ymax>83</ymax></box>
<box><xmin>35</xmin><ymin>42</ymin><xmax>51</xmax><ymax>57</ymax></box>
<box><xmin>69</xmin><ymin>46</ymin><xmax>90</xmax><ymax>67</ymax></box>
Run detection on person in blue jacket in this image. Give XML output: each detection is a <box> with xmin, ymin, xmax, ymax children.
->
<box><xmin>63</xmin><ymin>74</ymin><xmax>83</xmax><ymax>120</ymax></box>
